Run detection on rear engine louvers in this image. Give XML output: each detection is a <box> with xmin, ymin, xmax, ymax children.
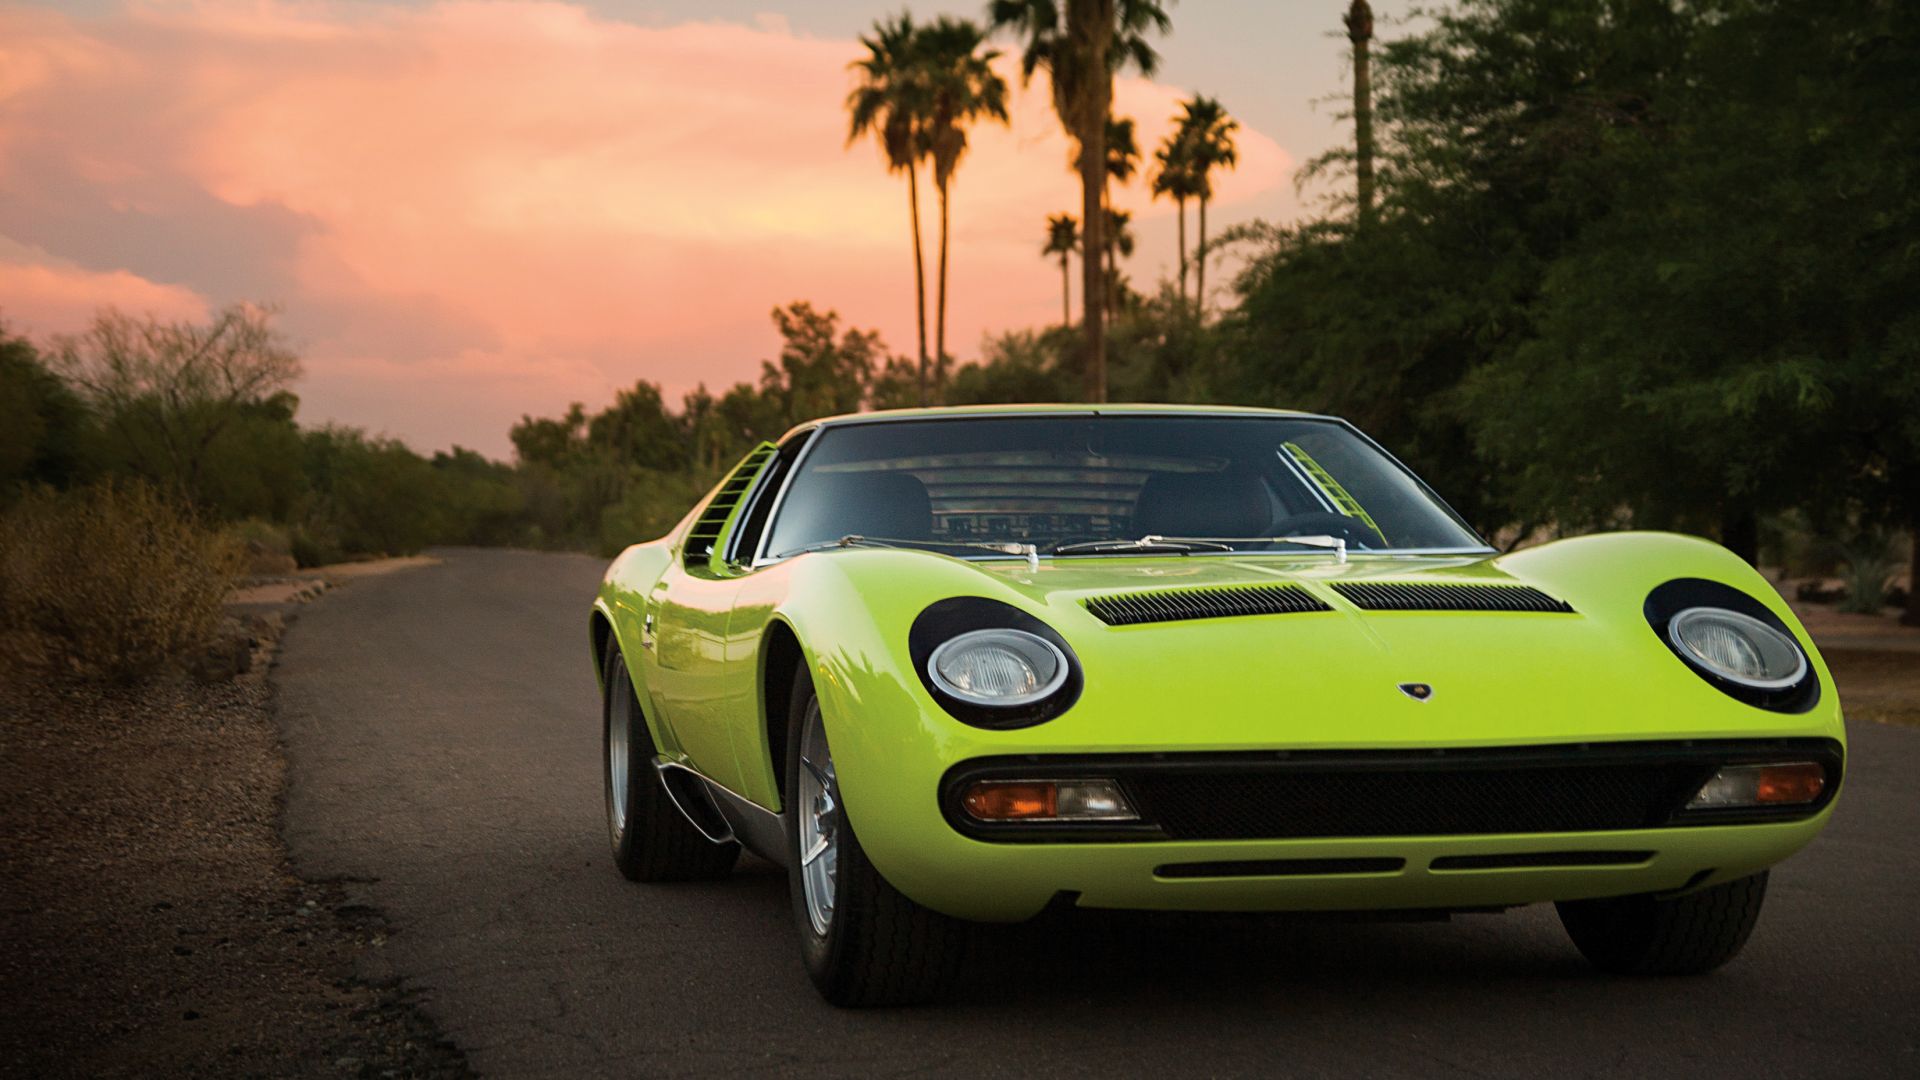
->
<box><xmin>1084</xmin><ymin>584</ymin><xmax>1331</xmax><ymax>627</ymax></box>
<box><xmin>1331</xmin><ymin>582</ymin><xmax>1574</xmax><ymax>613</ymax></box>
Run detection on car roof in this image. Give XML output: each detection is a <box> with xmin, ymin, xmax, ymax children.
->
<box><xmin>777</xmin><ymin>403</ymin><xmax>1338</xmax><ymax>444</ymax></box>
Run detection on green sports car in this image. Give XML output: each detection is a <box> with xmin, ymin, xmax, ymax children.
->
<box><xmin>589</xmin><ymin>405</ymin><xmax>1843</xmax><ymax>1005</ymax></box>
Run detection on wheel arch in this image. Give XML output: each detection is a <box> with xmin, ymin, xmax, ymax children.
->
<box><xmin>759</xmin><ymin>617</ymin><xmax>807</xmax><ymax>812</ymax></box>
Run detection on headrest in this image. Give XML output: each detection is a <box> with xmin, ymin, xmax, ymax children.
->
<box><xmin>1132</xmin><ymin>470</ymin><xmax>1271</xmax><ymax>538</ymax></box>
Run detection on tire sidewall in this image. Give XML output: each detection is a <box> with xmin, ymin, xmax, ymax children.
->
<box><xmin>604</xmin><ymin>648</ymin><xmax>642</xmax><ymax>866</ymax></box>
<box><xmin>784</xmin><ymin>666</ymin><xmax>843</xmax><ymax>978</ymax></box>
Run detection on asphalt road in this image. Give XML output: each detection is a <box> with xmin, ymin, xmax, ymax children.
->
<box><xmin>277</xmin><ymin>547</ymin><xmax>1920</xmax><ymax>1078</ymax></box>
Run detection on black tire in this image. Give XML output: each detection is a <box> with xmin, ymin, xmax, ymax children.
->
<box><xmin>784</xmin><ymin>663</ymin><xmax>967</xmax><ymax>1006</ymax></box>
<box><xmin>1556</xmin><ymin>871</ymin><xmax>1769</xmax><ymax>975</ymax></box>
<box><xmin>603</xmin><ymin>644</ymin><xmax>739</xmax><ymax>882</ymax></box>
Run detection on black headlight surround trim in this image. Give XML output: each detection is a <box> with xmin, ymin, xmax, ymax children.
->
<box><xmin>910</xmin><ymin>597</ymin><xmax>1083</xmax><ymax>729</ymax></box>
<box><xmin>1644</xmin><ymin>578</ymin><xmax>1820</xmax><ymax>713</ymax></box>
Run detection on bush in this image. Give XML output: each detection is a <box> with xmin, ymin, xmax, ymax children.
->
<box><xmin>227</xmin><ymin>518</ymin><xmax>297</xmax><ymax>576</ymax></box>
<box><xmin>1838</xmin><ymin>534</ymin><xmax>1897</xmax><ymax>614</ymax></box>
<box><xmin>0</xmin><ymin>481</ymin><xmax>244</xmax><ymax>683</ymax></box>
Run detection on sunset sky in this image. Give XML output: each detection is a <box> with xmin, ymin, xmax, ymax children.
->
<box><xmin>1</xmin><ymin>0</ymin><xmax>1413</xmax><ymax>458</ymax></box>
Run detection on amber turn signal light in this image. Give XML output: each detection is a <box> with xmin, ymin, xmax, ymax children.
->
<box><xmin>962</xmin><ymin>781</ymin><xmax>1058</xmax><ymax>820</ymax></box>
<box><xmin>1686</xmin><ymin>761</ymin><xmax>1827</xmax><ymax>809</ymax></box>
<box><xmin>959</xmin><ymin>779</ymin><xmax>1138</xmax><ymax>822</ymax></box>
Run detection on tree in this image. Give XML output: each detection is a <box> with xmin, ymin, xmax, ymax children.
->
<box><xmin>1345</xmin><ymin>1</ymin><xmax>1377</xmax><ymax>226</ymax></box>
<box><xmin>848</xmin><ymin>15</ymin><xmax>933</xmax><ymax>403</ymax></box>
<box><xmin>1176</xmin><ymin>95</ymin><xmax>1237</xmax><ymax>316</ymax></box>
<box><xmin>1150</xmin><ymin>125</ymin><xmax>1201</xmax><ymax>308</ymax></box>
<box><xmin>51</xmin><ymin>304</ymin><xmax>301</xmax><ymax>508</ymax></box>
<box><xmin>1103</xmin><ymin>206</ymin><xmax>1136</xmax><ymax>315</ymax></box>
<box><xmin>0</xmin><ymin>326</ymin><xmax>95</xmax><ymax>498</ymax></box>
<box><xmin>918</xmin><ymin>17</ymin><xmax>1010</xmax><ymax>392</ymax></box>
<box><xmin>1078</xmin><ymin>115</ymin><xmax>1140</xmax><ymax>323</ymax></box>
<box><xmin>989</xmin><ymin>0</ymin><xmax>1173</xmax><ymax>402</ymax></box>
<box><xmin>1042</xmin><ymin>212</ymin><xmax>1081</xmax><ymax>326</ymax></box>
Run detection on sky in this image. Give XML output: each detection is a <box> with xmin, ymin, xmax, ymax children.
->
<box><xmin>0</xmin><ymin>0</ymin><xmax>1414</xmax><ymax>458</ymax></box>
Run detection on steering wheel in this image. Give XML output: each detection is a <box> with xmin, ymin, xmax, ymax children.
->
<box><xmin>1269</xmin><ymin>511</ymin><xmax>1384</xmax><ymax>549</ymax></box>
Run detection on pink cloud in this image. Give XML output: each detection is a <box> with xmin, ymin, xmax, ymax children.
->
<box><xmin>0</xmin><ymin>1</ymin><xmax>1292</xmax><ymax>456</ymax></box>
<box><xmin>0</xmin><ymin>241</ymin><xmax>210</xmax><ymax>336</ymax></box>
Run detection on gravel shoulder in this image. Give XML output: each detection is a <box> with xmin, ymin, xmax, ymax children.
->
<box><xmin>0</xmin><ymin>578</ymin><xmax>468</xmax><ymax>1078</ymax></box>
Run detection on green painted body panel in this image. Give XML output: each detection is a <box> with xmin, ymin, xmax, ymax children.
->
<box><xmin>592</xmin><ymin>409</ymin><xmax>1845</xmax><ymax>922</ymax></box>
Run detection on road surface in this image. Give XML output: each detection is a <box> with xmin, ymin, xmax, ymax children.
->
<box><xmin>276</xmin><ymin>548</ymin><xmax>1919</xmax><ymax>1078</ymax></box>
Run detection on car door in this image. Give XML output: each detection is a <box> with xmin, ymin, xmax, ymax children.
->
<box><xmin>642</xmin><ymin>443</ymin><xmax>779</xmax><ymax>794</ymax></box>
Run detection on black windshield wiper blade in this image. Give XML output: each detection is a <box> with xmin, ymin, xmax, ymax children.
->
<box><xmin>1149</xmin><ymin>534</ymin><xmax>1351</xmax><ymax>563</ymax></box>
<box><xmin>1050</xmin><ymin>535</ymin><xmax>1235</xmax><ymax>556</ymax></box>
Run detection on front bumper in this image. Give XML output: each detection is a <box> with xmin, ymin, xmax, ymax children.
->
<box><xmin>848</xmin><ymin>739</ymin><xmax>1843</xmax><ymax>922</ymax></box>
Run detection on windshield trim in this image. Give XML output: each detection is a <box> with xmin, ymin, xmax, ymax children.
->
<box><xmin>748</xmin><ymin>413</ymin><xmax>1491</xmax><ymax>567</ymax></box>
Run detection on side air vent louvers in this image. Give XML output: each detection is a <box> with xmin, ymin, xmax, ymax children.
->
<box><xmin>683</xmin><ymin>446</ymin><xmax>776</xmax><ymax>561</ymax></box>
<box><xmin>1084</xmin><ymin>584</ymin><xmax>1332</xmax><ymax>627</ymax></box>
<box><xmin>1331</xmin><ymin>582</ymin><xmax>1574</xmax><ymax>613</ymax></box>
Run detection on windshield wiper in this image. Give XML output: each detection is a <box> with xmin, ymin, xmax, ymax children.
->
<box><xmin>771</xmin><ymin>535</ymin><xmax>1042</xmax><ymax>569</ymax></box>
<box><xmin>1050</xmin><ymin>535</ymin><xmax>1235</xmax><ymax>556</ymax></box>
<box><xmin>1148</xmin><ymin>534</ymin><xmax>1352</xmax><ymax>563</ymax></box>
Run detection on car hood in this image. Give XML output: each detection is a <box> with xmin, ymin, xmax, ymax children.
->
<box><xmin>880</xmin><ymin>533</ymin><xmax>1837</xmax><ymax>750</ymax></box>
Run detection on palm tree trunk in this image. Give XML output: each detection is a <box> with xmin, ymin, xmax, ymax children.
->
<box><xmin>1176</xmin><ymin>194</ymin><xmax>1188</xmax><ymax>309</ymax></box>
<box><xmin>1197</xmin><ymin>194</ymin><xmax>1209</xmax><ymax>318</ymax></box>
<box><xmin>1060</xmin><ymin>252</ymin><xmax>1071</xmax><ymax>327</ymax></box>
<box><xmin>1074</xmin><ymin>1</ymin><xmax>1112</xmax><ymax>404</ymax></box>
<box><xmin>907</xmin><ymin>162</ymin><xmax>929</xmax><ymax>405</ymax></box>
<box><xmin>935</xmin><ymin>173</ymin><xmax>951</xmax><ymax>398</ymax></box>
<box><xmin>1347</xmin><ymin>1</ymin><xmax>1376</xmax><ymax>227</ymax></box>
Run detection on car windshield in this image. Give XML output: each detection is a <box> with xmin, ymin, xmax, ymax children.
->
<box><xmin>761</xmin><ymin>414</ymin><xmax>1485</xmax><ymax>559</ymax></box>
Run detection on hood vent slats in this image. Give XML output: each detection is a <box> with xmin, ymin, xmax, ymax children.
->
<box><xmin>1084</xmin><ymin>584</ymin><xmax>1331</xmax><ymax>627</ymax></box>
<box><xmin>1331</xmin><ymin>582</ymin><xmax>1574</xmax><ymax>613</ymax></box>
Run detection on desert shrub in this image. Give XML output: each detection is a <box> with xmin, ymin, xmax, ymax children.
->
<box><xmin>0</xmin><ymin>481</ymin><xmax>244</xmax><ymax>683</ymax></box>
<box><xmin>227</xmin><ymin>518</ymin><xmax>297</xmax><ymax>576</ymax></box>
<box><xmin>1838</xmin><ymin>532</ymin><xmax>1898</xmax><ymax>614</ymax></box>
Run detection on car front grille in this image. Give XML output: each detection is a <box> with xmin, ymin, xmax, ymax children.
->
<box><xmin>1126</xmin><ymin>762</ymin><xmax>1704</xmax><ymax>840</ymax></box>
<box><xmin>940</xmin><ymin>740</ymin><xmax>1844</xmax><ymax>842</ymax></box>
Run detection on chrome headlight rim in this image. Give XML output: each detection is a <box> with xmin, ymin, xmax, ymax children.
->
<box><xmin>1643</xmin><ymin>577</ymin><xmax>1820</xmax><ymax>714</ymax></box>
<box><xmin>928</xmin><ymin>628</ymin><xmax>1071</xmax><ymax>708</ymax></box>
<box><xmin>909</xmin><ymin>597</ymin><xmax>1083</xmax><ymax>729</ymax></box>
<box><xmin>1666</xmin><ymin>606</ymin><xmax>1809</xmax><ymax>691</ymax></box>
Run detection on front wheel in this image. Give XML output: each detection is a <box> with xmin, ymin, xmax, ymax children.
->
<box><xmin>784</xmin><ymin>664</ymin><xmax>966</xmax><ymax>1006</ymax></box>
<box><xmin>1556</xmin><ymin>871</ymin><xmax>1769</xmax><ymax>975</ymax></box>
<box><xmin>603</xmin><ymin>644</ymin><xmax>739</xmax><ymax>882</ymax></box>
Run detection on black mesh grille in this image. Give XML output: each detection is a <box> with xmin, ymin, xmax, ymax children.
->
<box><xmin>1083</xmin><ymin>584</ymin><xmax>1331</xmax><ymax>626</ymax></box>
<box><xmin>1126</xmin><ymin>762</ymin><xmax>1706</xmax><ymax>840</ymax></box>
<box><xmin>683</xmin><ymin>446</ymin><xmax>774</xmax><ymax>562</ymax></box>
<box><xmin>1331</xmin><ymin>581</ymin><xmax>1574</xmax><ymax>613</ymax></box>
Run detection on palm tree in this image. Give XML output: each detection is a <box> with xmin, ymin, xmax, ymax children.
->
<box><xmin>1150</xmin><ymin>127</ymin><xmax>1200</xmax><ymax>308</ymax></box>
<box><xmin>1042</xmin><ymin>212</ymin><xmax>1080</xmax><ymax>326</ymax></box>
<box><xmin>1345</xmin><ymin>1</ymin><xmax>1377</xmax><ymax>226</ymax></box>
<box><xmin>918</xmin><ymin>18</ymin><xmax>1009</xmax><ymax>392</ymax></box>
<box><xmin>989</xmin><ymin>0</ymin><xmax>1173</xmax><ymax>402</ymax></box>
<box><xmin>1103</xmin><ymin>207</ymin><xmax>1135</xmax><ymax>317</ymax></box>
<box><xmin>1177</xmin><ymin>94</ymin><xmax>1238</xmax><ymax>317</ymax></box>
<box><xmin>1076</xmin><ymin>116</ymin><xmax>1139</xmax><ymax>327</ymax></box>
<box><xmin>847</xmin><ymin>15</ymin><xmax>933</xmax><ymax>403</ymax></box>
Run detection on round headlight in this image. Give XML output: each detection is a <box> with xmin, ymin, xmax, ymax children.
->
<box><xmin>1667</xmin><ymin>607</ymin><xmax>1807</xmax><ymax>690</ymax></box>
<box><xmin>928</xmin><ymin>628</ymin><xmax>1069</xmax><ymax>707</ymax></box>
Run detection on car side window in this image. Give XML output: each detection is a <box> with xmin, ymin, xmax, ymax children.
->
<box><xmin>726</xmin><ymin>435</ymin><xmax>807</xmax><ymax>567</ymax></box>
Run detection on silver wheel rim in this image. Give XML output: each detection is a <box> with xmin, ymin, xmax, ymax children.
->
<box><xmin>797</xmin><ymin>700</ymin><xmax>838</xmax><ymax>937</ymax></box>
<box><xmin>608</xmin><ymin>673</ymin><xmax>631</xmax><ymax>837</ymax></box>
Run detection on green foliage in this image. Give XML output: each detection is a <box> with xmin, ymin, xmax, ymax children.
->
<box><xmin>1221</xmin><ymin>0</ymin><xmax>1920</xmax><ymax>558</ymax></box>
<box><xmin>0</xmin><ymin>481</ymin><xmax>244</xmax><ymax>683</ymax></box>
<box><xmin>0</xmin><ymin>327</ymin><xmax>96</xmax><ymax>498</ymax></box>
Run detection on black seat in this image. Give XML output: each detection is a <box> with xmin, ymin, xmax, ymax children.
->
<box><xmin>1132</xmin><ymin>470</ymin><xmax>1271</xmax><ymax>538</ymax></box>
<box><xmin>789</xmin><ymin>470</ymin><xmax>933</xmax><ymax>543</ymax></box>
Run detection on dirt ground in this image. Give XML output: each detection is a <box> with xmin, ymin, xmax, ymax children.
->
<box><xmin>0</xmin><ymin>663</ymin><xmax>468</xmax><ymax>1078</ymax></box>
